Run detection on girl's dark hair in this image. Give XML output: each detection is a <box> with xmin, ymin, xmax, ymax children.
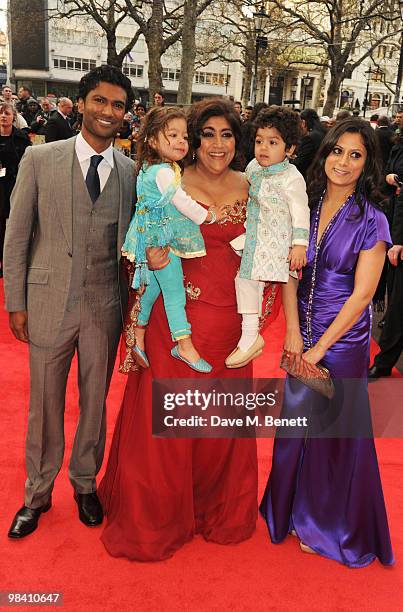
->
<box><xmin>154</xmin><ymin>91</ymin><xmax>165</xmax><ymax>106</ymax></box>
<box><xmin>78</xmin><ymin>65</ymin><xmax>134</xmax><ymax>111</ymax></box>
<box><xmin>307</xmin><ymin>118</ymin><xmax>383</xmax><ymax>213</ymax></box>
<box><xmin>136</xmin><ymin>106</ymin><xmax>188</xmax><ymax>170</ymax></box>
<box><xmin>253</xmin><ymin>106</ymin><xmax>302</xmax><ymax>149</ymax></box>
<box><xmin>185</xmin><ymin>97</ymin><xmax>244</xmax><ymax>170</ymax></box>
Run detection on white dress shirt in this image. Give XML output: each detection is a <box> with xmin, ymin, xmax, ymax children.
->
<box><xmin>75</xmin><ymin>131</ymin><xmax>114</xmax><ymax>192</ymax></box>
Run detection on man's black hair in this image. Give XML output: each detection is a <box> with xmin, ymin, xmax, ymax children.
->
<box><xmin>78</xmin><ymin>64</ymin><xmax>134</xmax><ymax>111</ymax></box>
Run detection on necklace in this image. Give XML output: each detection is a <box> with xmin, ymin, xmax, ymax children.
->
<box><xmin>305</xmin><ymin>192</ymin><xmax>354</xmax><ymax>348</ymax></box>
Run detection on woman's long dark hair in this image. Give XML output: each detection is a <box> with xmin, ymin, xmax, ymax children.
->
<box><xmin>307</xmin><ymin>118</ymin><xmax>383</xmax><ymax>213</ymax></box>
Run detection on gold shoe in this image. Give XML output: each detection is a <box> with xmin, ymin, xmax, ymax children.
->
<box><xmin>225</xmin><ymin>335</ymin><xmax>265</xmax><ymax>368</ymax></box>
<box><xmin>300</xmin><ymin>541</ymin><xmax>317</xmax><ymax>555</ymax></box>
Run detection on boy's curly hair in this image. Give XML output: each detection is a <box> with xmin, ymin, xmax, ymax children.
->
<box><xmin>253</xmin><ymin>106</ymin><xmax>302</xmax><ymax>150</ymax></box>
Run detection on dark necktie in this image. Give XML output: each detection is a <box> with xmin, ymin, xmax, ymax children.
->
<box><xmin>86</xmin><ymin>155</ymin><xmax>103</xmax><ymax>203</ymax></box>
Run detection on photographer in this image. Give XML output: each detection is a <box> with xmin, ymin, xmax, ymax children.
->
<box><xmin>30</xmin><ymin>98</ymin><xmax>55</xmax><ymax>136</ymax></box>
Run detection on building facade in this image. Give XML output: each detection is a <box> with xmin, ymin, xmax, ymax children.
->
<box><xmin>7</xmin><ymin>0</ymin><xmax>246</xmax><ymax>103</ymax></box>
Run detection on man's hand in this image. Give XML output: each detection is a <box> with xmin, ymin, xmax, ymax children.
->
<box><xmin>388</xmin><ymin>244</ymin><xmax>403</xmax><ymax>267</ymax></box>
<box><xmin>146</xmin><ymin>246</ymin><xmax>170</xmax><ymax>271</ymax></box>
<box><xmin>9</xmin><ymin>311</ymin><xmax>29</xmax><ymax>343</ymax></box>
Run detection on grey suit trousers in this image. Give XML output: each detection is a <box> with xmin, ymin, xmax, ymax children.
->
<box><xmin>25</xmin><ymin>295</ymin><xmax>121</xmax><ymax>508</ymax></box>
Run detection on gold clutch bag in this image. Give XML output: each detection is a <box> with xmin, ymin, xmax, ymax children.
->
<box><xmin>280</xmin><ymin>351</ymin><xmax>335</xmax><ymax>400</ymax></box>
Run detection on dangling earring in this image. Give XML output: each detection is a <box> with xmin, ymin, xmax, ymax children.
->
<box><xmin>192</xmin><ymin>152</ymin><xmax>197</xmax><ymax>161</ymax></box>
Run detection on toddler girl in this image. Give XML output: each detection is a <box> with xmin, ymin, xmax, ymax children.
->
<box><xmin>123</xmin><ymin>107</ymin><xmax>217</xmax><ymax>372</ymax></box>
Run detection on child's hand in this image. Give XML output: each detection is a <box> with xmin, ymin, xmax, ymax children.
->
<box><xmin>288</xmin><ymin>245</ymin><xmax>307</xmax><ymax>271</ymax></box>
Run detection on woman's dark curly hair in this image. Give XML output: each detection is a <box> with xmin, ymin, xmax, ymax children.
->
<box><xmin>253</xmin><ymin>106</ymin><xmax>302</xmax><ymax>150</ymax></box>
<box><xmin>307</xmin><ymin>118</ymin><xmax>383</xmax><ymax>213</ymax></box>
<box><xmin>185</xmin><ymin>98</ymin><xmax>244</xmax><ymax>170</ymax></box>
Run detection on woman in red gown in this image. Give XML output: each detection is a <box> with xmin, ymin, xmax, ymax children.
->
<box><xmin>99</xmin><ymin>100</ymin><xmax>277</xmax><ymax>561</ymax></box>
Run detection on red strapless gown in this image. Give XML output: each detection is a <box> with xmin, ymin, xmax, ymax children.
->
<box><xmin>99</xmin><ymin>202</ymin><xmax>275</xmax><ymax>562</ymax></box>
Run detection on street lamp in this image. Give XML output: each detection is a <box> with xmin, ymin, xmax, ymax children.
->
<box><xmin>363</xmin><ymin>66</ymin><xmax>382</xmax><ymax>117</ymax></box>
<box><xmin>252</xmin><ymin>5</ymin><xmax>269</xmax><ymax>105</ymax></box>
<box><xmin>302</xmin><ymin>74</ymin><xmax>311</xmax><ymax>109</ymax></box>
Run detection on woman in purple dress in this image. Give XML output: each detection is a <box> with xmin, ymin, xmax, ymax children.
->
<box><xmin>260</xmin><ymin>118</ymin><xmax>394</xmax><ymax>567</ymax></box>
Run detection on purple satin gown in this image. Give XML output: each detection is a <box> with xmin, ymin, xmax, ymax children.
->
<box><xmin>260</xmin><ymin>196</ymin><xmax>395</xmax><ymax>567</ymax></box>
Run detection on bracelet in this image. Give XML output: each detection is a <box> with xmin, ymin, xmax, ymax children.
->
<box><xmin>204</xmin><ymin>209</ymin><xmax>217</xmax><ymax>224</ymax></box>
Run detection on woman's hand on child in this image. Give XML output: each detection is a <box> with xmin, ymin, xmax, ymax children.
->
<box><xmin>288</xmin><ymin>245</ymin><xmax>307</xmax><ymax>271</ymax></box>
<box><xmin>146</xmin><ymin>246</ymin><xmax>170</xmax><ymax>270</ymax></box>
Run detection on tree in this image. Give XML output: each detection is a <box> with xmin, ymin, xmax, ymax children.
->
<box><xmin>53</xmin><ymin>0</ymin><xmax>213</xmax><ymax>101</ymax></box>
<box><xmin>124</xmin><ymin>0</ymin><xmax>215</xmax><ymax>104</ymax></box>
<box><xmin>265</xmin><ymin>0</ymin><xmax>403</xmax><ymax>115</ymax></box>
<box><xmin>195</xmin><ymin>0</ymin><xmax>293</xmax><ymax>106</ymax></box>
<box><xmin>54</xmin><ymin>1</ymin><xmax>141</xmax><ymax>68</ymax></box>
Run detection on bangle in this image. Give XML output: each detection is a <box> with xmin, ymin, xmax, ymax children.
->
<box><xmin>205</xmin><ymin>209</ymin><xmax>217</xmax><ymax>224</ymax></box>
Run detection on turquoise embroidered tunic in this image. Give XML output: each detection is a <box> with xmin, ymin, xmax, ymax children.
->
<box><xmin>122</xmin><ymin>162</ymin><xmax>206</xmax><ymax>289</ymax></box>
<box><xmin>239</xmin><ymin>158</ymin><xmax>309</xmax><ymax>283</ymax></box>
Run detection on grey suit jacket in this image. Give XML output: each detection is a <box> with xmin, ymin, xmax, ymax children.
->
<box><xmin>3</xmin><ymin>136</ymin><xmax>135</xmax><ymax>345</ymax></box>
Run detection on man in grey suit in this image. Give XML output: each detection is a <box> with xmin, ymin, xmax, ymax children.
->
<box><xmin>3</xmin><ymin>65</ymin><xmax>136</xmax><ymax>538</ymax></box>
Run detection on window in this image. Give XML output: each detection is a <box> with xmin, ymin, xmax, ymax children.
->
<box><xmin>370</xmin><ymin>93</ymin><xmax>382</xmax><ymax>109</ymax></box>
<box><xmin>377</xmin><ymin>45</ymin><xmax>388</xmax><ymax>59</ymax></box>
<box><xmin>123</xmin><ymin>64</ymin><xmax>143</xmax><ymax>78</ymax></box>
<box><xmin>53</xmin><ymin>56</ymin><xmax>97</xmax><ymax>72</ymax></box>
<box><xmin>194</xmin><ymin>71</ymin><xmax>227</xmax><ymax>87</ymax></box>
<box><xmin>162</xmin><ymin>67</ymin><xmax>181</xmax><ymax>81</ymax></box>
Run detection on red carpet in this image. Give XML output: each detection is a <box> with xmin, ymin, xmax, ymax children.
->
<box><xmin>1</xmin><ymin>280</ymin><xmax>402</xmax><ymax>611</ymax></box>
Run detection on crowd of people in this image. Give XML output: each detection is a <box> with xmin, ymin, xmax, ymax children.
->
<box><xmin>0</xmin><ymin>65</ymin><xmax>401</xmax><ymax>570</ymax></box>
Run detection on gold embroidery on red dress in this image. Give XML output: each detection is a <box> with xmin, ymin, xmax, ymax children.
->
<box><xmin>184</xmin><ymin>278</ymin><xmax>201</xmax><ymax>300</ymax></box>
<box><xmin>217</xmin><ymin>200</ymin><xmax>247</xmax><ymax>226</ymax></box>
<box><xmin>259</xmin><ymin>282</ymin><xmax>278</xmax><ymax>330</ymax></box>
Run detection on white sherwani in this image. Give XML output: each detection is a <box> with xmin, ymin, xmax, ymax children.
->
<box><xmin>239</xmin><ymin>158</ymin><xmax>309</xmax><ymax>283</ymax></box>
